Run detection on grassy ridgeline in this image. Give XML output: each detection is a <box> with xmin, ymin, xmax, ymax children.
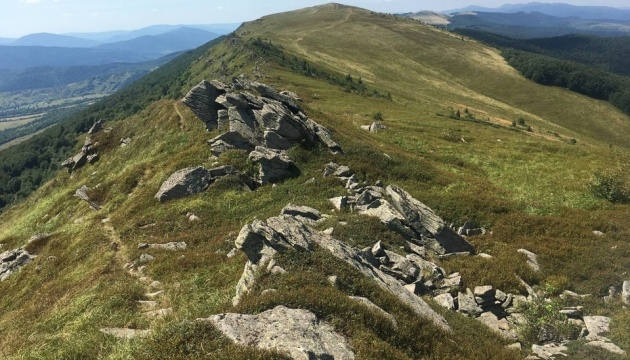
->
<box><xmin>0</xmin><ymin>5</ymin><xmax>628</xmax><ymax>358</ymax></box>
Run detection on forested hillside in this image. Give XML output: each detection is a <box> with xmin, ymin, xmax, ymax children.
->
<box><xmin>456</xmin><ymin>29</ymin><xmax>630</xmax><ymax>116</ymax></box>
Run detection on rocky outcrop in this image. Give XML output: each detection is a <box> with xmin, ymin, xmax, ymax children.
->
<box><xmin>201</xmin><ymin>305</ymin><xmax>355</xmax><ymax>360</ymax></box>
<box><xmin>182</xmin><ymin>79</ymin><xmax>342</xmax><ymax>186</ymax></box>
<box><xmin>386</xmin><ymin>186</ymin><xmax>475</xmax><ymax>254</ymax></box>
<box><xmin>62</xmin><ymin>136</ymin><xmax>100</xmax><ymax>173</ymax></box>
<box><xmin>1</xmin><ymin>248</ymin><xmax>36</xmax><ymax>281</ymax></box>
<box><xmin>182</xmin><ymin>80</ymin><xmax>227</xmax><ymax>130</ymax></box>
<box><xmin>623</xmin><ymin>281</ymin><xmax>630</xmax><ymax>304</ymax></box>
<box><xmin>155</xmin><ymin>165</ymin><xmax>237</xmax><ymax>201</ymax></box>
<box><xmin>232</xmin><ymin>208</ymin><xmax>451</xmax><ymax>332</ymax></box>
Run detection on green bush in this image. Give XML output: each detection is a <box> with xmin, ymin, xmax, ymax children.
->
<box><xmin>588</xmin><ymin>170</ymin><xmax>630</xmax><ymax>204</ymax></box>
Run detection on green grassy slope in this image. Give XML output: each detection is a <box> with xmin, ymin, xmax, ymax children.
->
<box><xmin>0</xmin><ymin>4</ymin><xmax>628</xmax><ymax>359</ymax></box>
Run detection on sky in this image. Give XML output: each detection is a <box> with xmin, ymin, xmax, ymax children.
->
<box><xmin>1</xmin><ymin>0</ymin><xmax>630</xmax><ymax>38</ymax></box>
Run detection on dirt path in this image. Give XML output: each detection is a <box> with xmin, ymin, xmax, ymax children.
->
<box><xmin>293</xmin><ymin>8</ymin><xmax>354</xmax><ymax>56</ymax></box>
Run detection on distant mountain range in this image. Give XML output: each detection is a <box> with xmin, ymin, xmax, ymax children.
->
<box><xmin>2</xmin><ymin>22</ymin><xmax>240</xmax><ymax>48</ymax></box>
<box><xmin>403</xmin><ymin>3</ymin><xmax>630</xmax><ymax>38</ymax></box>
<box><xmin>443</xmin><ymin>2</ymin><xmax>630</xmax><ymax>21</ymax></box>
<box><xmin>0</xmin><ymin>27</ymin><xmax>222</xmax><ymax>70</ymax></box>
<box><xmin>97</xmin><ymin>27</ymin><xmax>219</xmax><ymax>56</ymax></box>
<box><xmin>10</xmin><ymin>33</ymin><xmax>101</xmax><ymax>48</ymax></box>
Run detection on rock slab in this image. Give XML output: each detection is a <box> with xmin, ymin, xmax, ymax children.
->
<box><xmin>204</xmin><ymin>305</ymin><xmax>355</xmax><ymax>360</ymax></box>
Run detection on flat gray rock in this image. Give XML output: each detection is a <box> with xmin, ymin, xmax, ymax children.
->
<box><xmin>154</xmin><ymin>166</ymin><xmax>213</xmax><ymax>202</ymax></box>
<box><xmin>281</xmin><ymin>204</ymin><xmax>321</xmax><ymax>221</ymax></box>
<box><xmin>204</xmin><ymin>305</ymin><xmax>355</xmax><ymax>360</ymax></box>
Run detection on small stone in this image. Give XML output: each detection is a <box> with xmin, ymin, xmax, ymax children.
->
<box><xmin>434</xmin><ymin>293</ymin><xmax>455</xmax><ymax>310</ymax></box>
<box><xmin>322</xmin><ymin>228</ymin><xmax>334</xmax><ymax>235</ymax></box>
<box><xmin>270</xmin><ymin>266</ymin><xmax>286</xmax><ymax>275</ymax></box>
<box><xmin>517</xmin><ymin>249</ymin><xmax>540</xmax><ymax>272</ymax></box>
<box><xmin>622</xmin><ymin>281</ymin><xmax>630</xmax><ymax>304</ymax></box>
<box><xmin>506</xmin><ymin>343</ymin><xmax>522</xmax><ymax>351</ymax></box>
<box><xmin>477</xmin><ymin>253</ymin><xmax>493</xmax><ymax>259</ymax></box>
<box><xmin>138</xmin><ymin>254</ymin><xmax>154</xmax><ymax>264</ymax></box>
<box><xmin>189</xmin><ymin>214</ymin><xmax>201</xmax><ymax>222</ymax></box>
<box><xmin>261</xmin><ymin>289</ymin><xmax>277</xmax><ymax>296</ymax></box>
<box><xmin>227</xmin><ymin>248</ymin><xmax>238</xmax><ymax>258</ymax></box>
<box><xmin>559</xmin><ymin>307</ymin><xmax>583</xmax><ymax>319</ymax></box>
<box><xmin>138</xmin><ymin>243</ymin><xmax>149</xmax><ymax>250</ymax></box>
<box><xmin>327</xmin><ymin>275</ymin><xmax>338</xmax><ymax>286</ymax></box>
<box><xmin>329</xmin><ymin>196</ymin><xmax>348</xmax><ymax>211</ymax></box>
<box><xmin>371</xmin><ymin>241</ymin><xmax>386</xmax><ymax>257</ymax></box>
<box><xmin>495</xmin><ymin>289</ymin><xmax>507</xmax><ymax>302</ymax></box>
<box><xmin>593</xmin><ymin>230</ymin><xmax>605</xmax><ymax>236</ymax></box>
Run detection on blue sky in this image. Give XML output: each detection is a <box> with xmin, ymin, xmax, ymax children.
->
<box><xmin>2</xmin><ymin>0</ymin><xmax>629</xmax><ymax>38</ymax></box>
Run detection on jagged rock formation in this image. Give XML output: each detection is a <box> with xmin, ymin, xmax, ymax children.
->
<box><xmin>1</xmin><ymin>248</ymin><xmax>36</xmax><ymax>281</ymax></box>
<box><xmin>202</xmin><ymin>305</ymin><xmax>355</xmax><ymax>360</ymax></box>
<box><xmin>184</xmin><ymin>78</ymin><xmax>342</xmax><ymax>155</ymax></box>
<box><xmin>324</xmin><ymin>163</ymin><xmax>474</xmax><ymax>255</ymax></box>
<box><xmin>232</xmin><ymin>205</ymin><xmax>451</xmax><ymax>332</ymax></box>
<box><xmin>154</xmin><ymin>165</ymin><xmax>237</xmax><ymax>201</ymax></box>
<box><xmin>182</xmin><ymin>79</ymin><xmax>342</xmax><ymax>185</ymax></box>
<box><xmin>182</xmin><ymin>80</ymin><xmax>227</xmax><ymax>130</ymax></box>
<box><xmin>62</xmin><ymin>136</ymin><xmax>99</xmax><ymax>173</ymax></box>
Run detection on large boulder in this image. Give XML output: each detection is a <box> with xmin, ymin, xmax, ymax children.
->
<box><xmin>249</xmin><ymin>147</ymin><xmax>296</xmax><ymax>185</ymax></box>
<box><xmin>386</xmin><ymin>186</ymin><xmax>475</xmax><ymax>254</ymax></box>
<box><xmin>203</xmin><ymin>306</ymin><xmax>355</xmax><ymax>360</ymax></box>
<box><xmin>182</xmin><ymin>80</ymin><xmax>226</xmax><ymax>130</ymax></box>
<box><xmin>155</xmin><ymin>166</ymin><xmax>238</xmax><ymax>202</ymax></box>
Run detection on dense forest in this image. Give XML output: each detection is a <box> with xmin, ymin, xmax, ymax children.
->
<box><xmin>0</xmin><ymin>37</ymin><xmax>224</xmax><ymax>211</ymax></box>
<box><xmin>456</xmin><ymin>29</ymin><xmax>630</xmax><ymax>116</ymax></box>
<box><xmin>455</xmin><ymin>29</ymin><xmax>630</xmax><ymax>77</ymax></box>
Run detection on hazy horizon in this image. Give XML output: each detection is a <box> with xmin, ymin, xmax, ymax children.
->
<box><xmin>2</xmin><ymin>0</ymin><xmax>630</xmax><ymax>38</ymax></box>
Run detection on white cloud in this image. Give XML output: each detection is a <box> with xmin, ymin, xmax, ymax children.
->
<box><xmin>19</xmin><ymin>0</ymin><xmax>42</xmax><ymax>4</ymax></box>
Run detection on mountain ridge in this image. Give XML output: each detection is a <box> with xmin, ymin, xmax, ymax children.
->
<box><xmin>0</xmin><ymin>4</ymin><xmax>628</xmax><ymax>359</ymax></box>
<box><xmin>443</xmin><ymin>2</ymin><xmax>630</xmax><ymax>21</ymax></box>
